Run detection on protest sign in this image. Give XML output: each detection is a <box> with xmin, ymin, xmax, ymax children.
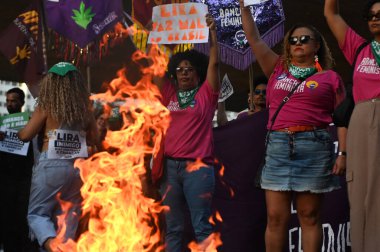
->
<box><xmin>0</xmin><ymin>112</ymin><xmax>30</xmax><ymax>156</ymax></box>
<box><xmin>218</xmin><ymin>74</ymin><xmax>234</xmax><ymax>103</ymax></box>
<box><xmin>47</xmin><ymin>129</ymin><xmax>88</xmax><ymax>159</ymax></box>
<box><xmin>148</xmin><ymin>3</ymin><xmax>209</xmax><ymax>44</ymax></box>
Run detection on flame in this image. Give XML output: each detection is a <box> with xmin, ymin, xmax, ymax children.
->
<box><xmin>51</xmin><ymin>44</ymin><xmax>223</xmax><ymax>251</ymax></box>
<box><xmin>52</xmin><ymin>45</ymin><xmax>170</xmax><ymax>251</ymax></box>
<box><xmin>187</xmin><ymin>233</ymin><xmax>223</xmax><ymax>252</ymax></box>
<box><xmin>186</xmin><ymin>158</ymin><xmax>208</xmax><ymax>173</ymax></box>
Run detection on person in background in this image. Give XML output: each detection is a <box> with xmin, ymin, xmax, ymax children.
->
<box><xmin>17</xmin><ymin>62</ymin><xmax>98</xmax><ymax>252</ymax></box>
<box><xmin>152</xmin><ymin>14</ymin><xmax>219</xmax><ymax>251</ymax></box>
<box><xmin>217</xmin><ymin>75</ymin><xmax>268</xmax><ymax>127</ymax></box>
<box><xmin>324</xmin><ymin>0</ymin><xmax>380</xmax><ymax>251</ymax></box>
<box><xmin>239</xmin><ymin>0</ymin><xmax>346</xmax><ymax>251</ymax></box>
<box><xmin>0</xmin><ymin>88</ymin><xmax>36</xmax><ymax>252</ymax></box>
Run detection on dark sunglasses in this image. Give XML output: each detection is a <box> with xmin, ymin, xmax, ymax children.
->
<box><xmin>254</xmin><ymin>89</ymin><xmax>266</xmax><ymax>95</ymax></box>
<box><xmin>176</xmin><ymin>67</ymin><xmax>194</xmax><ymax>73</ymax></box>
<box><xmin>288</xmin><ymin>35</ymin><xmax>314</xmax><ymax>45</ymax></box>
<box><xmin>365</xmin><ymin>11</ymin><xmax>380</xmax><ymax>21</ymax></box>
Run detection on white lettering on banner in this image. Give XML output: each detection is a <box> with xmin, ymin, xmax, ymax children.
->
<box><xmin>290</xmin><ymin>201</ymin><xmax>297</xmax><ymax>214</ymax></box>
<box><xmin>289</xmin><ymin>222</ymin><xmax>351</xmax><ymax>251</ymax></box>
<box><xmin>92</xmin><ymin>11</ymin><xmax>118</xmax><ymax>35</ymax></box>
<box><xmin>274</xmin><ymin>79</ymin><xmax>305</xmax><ymax>93</ymax></box>
<box><xmin>356</xmin><ymin>58</ymin><xmax>380</xmax><ymax>74</ymax></box>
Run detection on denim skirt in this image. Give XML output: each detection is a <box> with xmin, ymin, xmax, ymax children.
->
<box><xmin>260</xmin><ymin>129</ymin><xmax>340</xmax><ymax>193</ymax></box>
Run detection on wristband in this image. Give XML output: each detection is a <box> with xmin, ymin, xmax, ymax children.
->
<box><xmin>337</xmin><ymin>151</ymin><xmax>347</xmax><ymax>156</ymax></box>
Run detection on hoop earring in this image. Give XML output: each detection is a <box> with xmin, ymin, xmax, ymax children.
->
<box><xmin>314</xmin><ymin>54</ymin><xmax>323</xmax><ymax>72</ymax></box>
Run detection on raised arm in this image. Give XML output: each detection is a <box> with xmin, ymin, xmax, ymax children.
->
<box><xmin>206</xmin><ymin>14</ymin><xmax>220</xmax><ymax>92</ymax></box>
<box><xmin>239</xmin><ymin>0</ymin><xmax>279</xmax><ymax>77</ymax></box>
<box><xmin>217</xmin><ymin>101</ymin><xmax>228</xmax><ymax>126</ymax></box>
<box><xmin>18</xmin><ymin>106</ymin><xmax>47</xmax><ymax>142</ymax></box>
<box><xmin>324</xmin><ymin>0</ymin><xmax>348</xmax><ymax>47</ymax></box>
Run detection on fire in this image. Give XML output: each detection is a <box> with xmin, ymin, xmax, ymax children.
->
<box><xmin>51</xmin><ymin>45</ymin><xmax>223</xmax><ymax>251</ymax></box>
<box><xmin>50</xmin><ymin>45</ymin><xmax>169</xmax><ymax>251</ymax></box>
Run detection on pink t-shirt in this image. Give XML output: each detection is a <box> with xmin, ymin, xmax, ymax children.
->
<box><xmin>267</xmin><ymin>60</ymin><xmax>345</xmax><ymax>130</ymax></box>
<box><xmin>341</xmin><ymin>27</ymin><xmax>380</xmax><ymax>103</ymax></box>
<box><xmin>161</xmin><ymin>80</ymin><xmax>219</xmax><ymax>162</ymax></box>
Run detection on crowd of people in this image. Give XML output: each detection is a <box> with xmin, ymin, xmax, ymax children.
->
<box><xmin>0</xmin><ymin>0</ymin><xmax>379</xmax><ymax>251</ymax></box>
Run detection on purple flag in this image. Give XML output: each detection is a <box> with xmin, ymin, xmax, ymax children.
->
<box><xmin>44</xmin><ymin>0</ymin><xmax>124</xmax><ymax>48</ymax></box>
<box><xmin>0</xmin><ymin>0</ymin><xmax>45</xmax><ymax>91</ymax></box>
<box><xmin>194</xmin><ymin>0</ymin><xmax>285</xmax><ymax>70</ymax></box>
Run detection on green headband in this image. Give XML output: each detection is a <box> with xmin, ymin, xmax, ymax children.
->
<box><xmin>48</xmin><ymin>62</ymin><xmax>78</xmax><ymax>76</ymax></box>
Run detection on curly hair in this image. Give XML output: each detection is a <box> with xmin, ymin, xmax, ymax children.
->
<box><xmin>37</xmin><ymin>70</ymin><xmax>92</xmax><ymax>128</ymax></box>
<box><xmin>282</xmin><ymin>23</ymin><xmax>334</xmax><ymax>71</ymax></box>
<box><xmin>363</xmin><ymin>0</ymin><xmax>380</xmax><ymax>20</ymax></box>
<box><xmin>167</xmin><ymin>49</ymin><xmax>209</xmax><ymax>84</ymax></box>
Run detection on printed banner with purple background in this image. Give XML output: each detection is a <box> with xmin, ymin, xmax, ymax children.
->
<box><xmin>194</xmin><ymin>0</ymin><xmax>285</xmax><ymax>70</ymax></box>
<box><xmin>0</xmin><ymin>0</ymin><xmax>45</xmax><ymax>90</ymax></box>
<box><xmin>44</xmin><ymin>0</ymin><xmax>124</xmax><ymax>48</ymax></box>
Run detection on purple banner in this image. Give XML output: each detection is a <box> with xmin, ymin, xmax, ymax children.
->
<box><xmin>44</xmin><ymin>0</ymin><xmax>123</xmax><ymax>48</ymax></box>
<box><xmin>0</xmin><ymin>0</ymin><xmax>45</xmax><ymax>92</ymax></box>
<box><xmin>212</xmin><ymin>111</ymin><xmax>351</xmax><ymax>251</ymax></box>
<box><xmin>194</xmin><ymin>0</ymin><xmax>285</xmax><ymax>70</ymax></box>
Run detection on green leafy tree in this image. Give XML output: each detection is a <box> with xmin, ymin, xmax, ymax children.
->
<box><xmin>71</xmin><ymin>1</ymin><xmax>96</xmax><ymax>29</ymax></box>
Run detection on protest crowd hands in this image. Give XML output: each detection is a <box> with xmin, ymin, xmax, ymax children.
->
<box><xmin>206</xmin><ymin>13</ymin><xmax>216</xmax><ymax>30</ymax></box>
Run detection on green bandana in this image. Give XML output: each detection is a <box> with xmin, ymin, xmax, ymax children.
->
<box><xmin>177</xmin><ymin>87</ymin><xmax>199</xmax><ymax>109</ymax></box>
<box><xmin>48</xmin><ymin>62</ymin><xmax>78</xmax><ymax>76</ymax></box>
<box><xmin>371</xmin><ymin>40</ymin><xmax>380</xmax><ymax>67</ymax></box>
<box><xmin>289</xmin><ymin>64</ymin><xmax>317</xmax><ymax>80</ymax></box>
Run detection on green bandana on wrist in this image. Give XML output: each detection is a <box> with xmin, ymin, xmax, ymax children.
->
<box><xmin>48</xmin><ymin>62</ymin><xmax>78</xmax><ymax>76</ymax></box>
<box><xmin>371</xmin><ymin>40</ymin><xmax>380</xmax><ymax>67</ymax></box>
<box><xmin>177</xmin><ymin>87</ymin><xmax>199</xmax><ymax>109</ymax></box>
<box><xmin>289</xmin><ymin>64</ymin><xmax>317</xmax><ymax>80</ymax></box>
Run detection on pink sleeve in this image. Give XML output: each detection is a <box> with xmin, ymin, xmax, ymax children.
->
<box><xmin>340</xmin><ymin>27</ymin><xmax>367</xmax><ymax>65</ymax></box>
<box><xmin>200</xmin><ymin>79</ymin><xmax>219</xmax><ymax>107</ymax></box>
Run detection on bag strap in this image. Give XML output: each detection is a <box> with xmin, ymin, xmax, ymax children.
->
<box><xmin>264</xmin><ymin>80</ymin><xmax>303</xmax><ymax>145</ymax></box>
<box><xmin>269</xmin><ymin>80</ymin><xmax>303</xmax><ymax>131</ymax></box>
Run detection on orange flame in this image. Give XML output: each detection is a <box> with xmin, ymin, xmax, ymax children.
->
<box><xmin>52</xmin><ymin>44</ymin><xmax>223</xmax><ymax>252</ymax></box>
<box><xmin>186</xmin><ymin>158</ymin><xmax>208</xmax><ymax>173</ymax></box>
<box><xmin>187</xmin><ymin>233</ymin><xmax>223</xmax><ymax>252</ymax></box>
<box><xmin>52</xmin><ymin>45</ymin><xmax>171</xmax><ymax>251</ymax></box>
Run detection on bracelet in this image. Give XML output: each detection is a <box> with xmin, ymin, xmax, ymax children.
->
<box><xmin>337</xmin><ymin>151</ymin><xmax>347</xmax><ymax>156</ymax></box>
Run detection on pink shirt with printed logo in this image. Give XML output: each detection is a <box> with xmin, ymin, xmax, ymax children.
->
<box><xmin>267</xmin><ymin>60</ymin><xmax>345</xmax><ymax>130</ymax></box>
<box><xmin>341</xmin><ymin>27</ymin><xmax>380</xmax><ymax>103</ymax></box>
<box><xmin>161</xmin><ymin>80</ymin><xmax>219</xmax><ymax>162</ymax></box>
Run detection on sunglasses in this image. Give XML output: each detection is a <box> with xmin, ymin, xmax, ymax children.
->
<box><xmin>254</xmin><ymin>89</ymin><xmax>266</xmax><ymax>95</ymax></box>
<box><xmin>365</xmin><ymin>11</ymin><xmax>380</xmax><ymax>21</ymax></box>
<box><xmin>288</xmin><ymin>35</ymin><xmax>314</xmax><ymax>45</ymax></box>
<box><xmin>176</xmin><ymin>67</ymin><xmax>194</xmax><ymax>74</ymax></box>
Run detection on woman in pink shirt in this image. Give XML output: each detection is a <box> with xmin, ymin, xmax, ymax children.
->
<box><xmin>239</xmin><ymin>1</ymin><xmax>345</xmax><ymax>251</ymax></box>
<box><xmin>325</xmin><ymin>1</ymin><xmax>380</xmax><ymax>251</ymax></box>
<box><xmin>153</xmin><ymin>14</ymin><xmax>220</xmax><ymax>252</ymax></box>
